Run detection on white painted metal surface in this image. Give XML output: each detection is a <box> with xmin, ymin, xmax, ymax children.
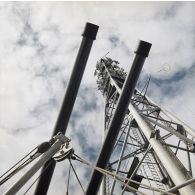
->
<box><xmin>129</xmin><ymin>104</ymin><xmax>195</xmax><ymax>195</ymax></box>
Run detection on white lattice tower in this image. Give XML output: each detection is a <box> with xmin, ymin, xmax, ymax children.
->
<box><xmin>95</xmin><ymin>57</ymin><xmax>195</xmax><ymax>195</ymax></box>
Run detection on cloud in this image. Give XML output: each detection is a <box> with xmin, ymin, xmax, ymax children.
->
<box><xmin>1</xmin><ymin>2</ymin><xmax>195</xmax><ymax>194</ymax></box>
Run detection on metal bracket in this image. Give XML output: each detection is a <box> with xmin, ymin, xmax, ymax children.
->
<box><xmin>52</xmin><ymin>132</ymin><xmax>74</xmax><ymax>162</ymax></box>
<box><xmin>53</xmin><ymin>143</ymin><xmax>74</xmax><ymax>162</ymax></box>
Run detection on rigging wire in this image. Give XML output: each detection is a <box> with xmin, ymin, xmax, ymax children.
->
<box><xmin>66</xmin><ymin>162</ymin><xmax>71</xmax><ymax>195</ymax></box>
<box><xmin>94</xmin><ymin>166</ymin><xmax>147</xmax><ymax>195</ymax></box>
<box><xmin>0</xmin><ymin>146</ymin><xmax>38</xmax><ymax>180</ymax></box>
<box><xmin>22</xmin><ymin>156</ymin><xmax>85</xmax><ymax>195</ymax></box>
<box><xmin>1</xmin><ymin>141</ymin><xmax>52</xmax><ymax>189</ymax></box>
<box><xmin>73</xmin><ymin>153</ymin><xmax>176</xmax><ymax>195</ymax></box>
<box><xmin>0</xmin><ymin>146</ymin><xmax>39</xmax><ymax>186</ymax></box>
<box><xmin>74</xmin><ymin>154</ymin><xmax>146</xmax><ymax>195</ymax></box>
<box><xmin>97</xmin><ymin>164</ymin><xmax>174</xmax><ymax>195</ymax></box>
<box><xmin>0</xmin><ymin>141</ymin><xmax>52</xmax><ymax>186</ymax></box>
<box><xmin>23</xmin><ymin>159</ymin><xmax>53</xmax><ymax>195</ymax></box>
<box><xmin>0</xmin><ymin>157</ymin><xmax>32</xmax><ymax>186</ymax></box>
<box><xmin>69</xmin><ymin>159</ymin><xmax>86</xmax><ymax>195</ymax></box>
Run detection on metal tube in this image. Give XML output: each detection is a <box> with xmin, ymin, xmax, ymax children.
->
<box><xmin>129</xmin><ymin>104</ymin><xmax>195</xmax><ymax>195</ymax></box>
<box><xmin>86</xmin><ymin>40</ymin><xmax>152</xmax><ymax>195</ymax></box>
<box><xmin>142</xmin><ymin>115</ymin><xmax>195</xmax><ymax>144</ymax></box>
<box><xmin>121</xmin><ymin>146</ymin><xmax>151</xmax><ymax>194</ymax></box>
<box><xmin>109</xmin><ymin>119</ymin><xmax>132</xmax><ymax>194</ymax></box>
<box><xmin>106</xmin><ymin>70</ymin><xmax>195</xmax><ymax>195</ymax></box>
<box><xmin>4</xmin><ymin>141</ymin><xmax>62</xmax><ymax>195</ymax></box>
<box><xmin>161</xmin><ymin>143</ymin><xmax>193</xmax><ymax>153</ymax></box>
<box><xmin>186</xmin><ymin>145</ymin><xmax>192</xmax><ymax>175</ymax></box>
<box><xmin>167</xmin><ymin>177</ymin><xmax>195</xmax><ymax>192</ymax></box>
<box><xmin>161</xmin><ymin>108</ymin><xmax>195</xmax><ymax>138</ymax></box>
<box><xmin>34</xmin><ymin>22</ymin><xmax>99</xmax><ymax>195</ymax></box>
<box><xmin>137</xmin><ymin>89</ymin><xmax>195</xmax><ymax>138</ymax></box>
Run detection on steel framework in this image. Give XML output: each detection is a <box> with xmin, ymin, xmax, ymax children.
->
<box><xmin>2</xmin><ymin>23</ymin><xmax>195</xmax><ymax>195</ymax></box>
<box><xmin>94</xmin><ymin>57</ymin><xmax>195</xmax><ymax>195</ymax></box>
<box><xmin>86</xmin><ymin>40</ymin><xmax>152</xmax><ymax>195</ymax></box>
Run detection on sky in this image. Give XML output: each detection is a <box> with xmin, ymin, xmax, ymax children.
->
<box><xmin>1</xmin><ymin>1</ymin><xmax>195</xmax><ymax>195</ymax></box>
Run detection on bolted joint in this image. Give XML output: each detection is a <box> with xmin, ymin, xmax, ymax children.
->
<box><xmin>53</xmin><ymin>132</ymin><xmax>71</xmax><ymax>144</ymax></box>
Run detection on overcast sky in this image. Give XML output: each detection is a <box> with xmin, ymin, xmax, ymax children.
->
<box><xmin>1</xmin><ymin>2</ymin><xmax>195</xmax><ymax>195</ymax></box>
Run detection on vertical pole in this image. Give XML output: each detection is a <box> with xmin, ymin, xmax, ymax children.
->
<box><xmin>86</xmin><ymin>40</ymin><xmax>152</xmax><ymax>195</ymax></box>
<box><xmin>34</xmin><ymin>22</ymin><xmax>99</xmax><ymax>195</ymax></box>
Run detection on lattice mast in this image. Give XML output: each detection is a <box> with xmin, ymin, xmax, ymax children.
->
<box><xmin>95</xmin><ymin>57</ymin><xmax>195</xmax><ymax>195</ymax></box>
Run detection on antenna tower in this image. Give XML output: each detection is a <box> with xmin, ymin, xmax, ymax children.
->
<box><xmin>94</xmin><ymin>57</ymin><xmax>195</xmax><ymax>195</ymax></box>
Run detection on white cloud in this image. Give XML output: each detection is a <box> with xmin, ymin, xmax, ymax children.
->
<box><xmin>1</xmin><ymin>2</ymin><xmax>195</xmax><ymax>194</ymax></box>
